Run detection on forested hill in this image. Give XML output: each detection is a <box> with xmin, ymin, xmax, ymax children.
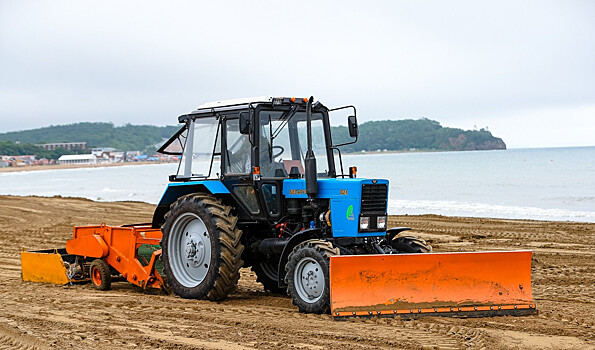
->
<box><xmin>331</xmin><ymin>118</ymin><xmax>506</xmax><ymax>152</ymax></box>
<box><xmin>0</xmin><ymin>118</ymin><xmax>505</xmax><ymax>155</ymax></box>
<box><xmin>0</xmin><ymin>122</ymin><xmax>179</xmax><ymax>152</ymax></box>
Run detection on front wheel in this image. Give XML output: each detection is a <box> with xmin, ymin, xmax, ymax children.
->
<box><xmin>161</xmin><ymin>193</ymin><xmax>244</xmax><ymax>301</ymax></box>
<box><xmin>285</xmin><ymin>240</ymin><xmax>339</xmax><ymax>314</ymax></box>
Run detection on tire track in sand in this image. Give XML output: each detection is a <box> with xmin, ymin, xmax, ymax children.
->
<box><xmin>0</xmin><ymin>322</ymin><xmax>50</xmax><ymax>350</ymax></box>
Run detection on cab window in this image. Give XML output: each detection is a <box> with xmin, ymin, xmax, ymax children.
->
<box><xmin>225</xmin><ymin>119</ymin><xmax>251</xmax><ymax>174</ymax></box>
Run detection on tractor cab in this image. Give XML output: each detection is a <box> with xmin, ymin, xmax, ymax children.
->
<box><xmin>157</xmin><ymin>96</ymin><xmax>360</xmax><ymax>224</ymax></box>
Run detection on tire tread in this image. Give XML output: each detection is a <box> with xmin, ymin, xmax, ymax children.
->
<box><xmin>162</xmin><ymin>192</ymin><xmax>244</xmax><ymax>301</ymax></box>
<box><xmin>284</xmin><ymin>239</ymin><xmax>339</xmax><ymax>314</ymax></box>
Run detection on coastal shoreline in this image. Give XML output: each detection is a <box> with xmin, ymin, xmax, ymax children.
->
<box><xmin>0</xmin><ymin>160</ymin><xmax>176</xmax><ymax>173</ymax></box>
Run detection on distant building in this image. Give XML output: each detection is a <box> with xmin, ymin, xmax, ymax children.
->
<box><xmin>36</xmin><ymin>142</ymin><xmax>87</xmax><ymax>151</ymax></box>
<box><xmin>91</xmin><ymin>147</ymin><xmax>116</xmax><ymax>156</ymax></box>
<box><xmin>104</xmin><ymin>151</ymin><xmax>124</xmax><ymax>163</ymax></box>
<box><xmin>58</xmin><ymin>154</ymin><xmax>97</xmax><ymax>165</ymax></box>
<box><xmin>90</xmin><ymin>148</ymin><xmax>124</xmax><ymax>163</ymax></box>
<box><xmin>126</xmin><ymin>151</ymin><xmax>141</xmax><ymax>161</ymax></box>
<box><xmin>10</xmin><ymin>155</ymin><xmax>36</xmax><ymax>166</ymax></box>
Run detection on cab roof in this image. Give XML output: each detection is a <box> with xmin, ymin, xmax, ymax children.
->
<box><xmin>196</xmin><ymin>96</ymin><xmax>274</xmax><ymax>110</ymax></box>
<box><xmin>178</xmin><ymin>96</ymin><xmax>312</xmax><ymax>123</ymax></box>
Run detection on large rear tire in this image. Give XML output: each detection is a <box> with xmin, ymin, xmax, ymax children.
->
<box><xmin>390</xmin><ymin>235</ymin><xmax>432</xmax><ymax>253</ymax></box>
<box><xmin>161</xmin><ymin>193</ymin><xmax>244</xmax><ymax>301</ymax></box>
<box><xmin>285</xmin><ymin>240</ymin><xmax>339</xmax><ymax>314</ymax></box>
<box><xmin>251</xmin><ymin>261</ymin><xmax>286</xmax><ymax>294</ymax></box>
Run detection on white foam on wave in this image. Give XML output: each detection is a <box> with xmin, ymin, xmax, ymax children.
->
<box><xmin>389</xmin><ymin>199</ymin><xmax>595</xmax><ymax>222</ymax></box>
<box><xmin>100</xmin><ymin>187</ymin><xmax>120</xmax><ymax>193</ymax></box>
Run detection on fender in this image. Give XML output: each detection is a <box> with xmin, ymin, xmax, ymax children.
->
<box><xmin>151</xmin><ymin>180</ymin><xmax>230</xmax><ymax>228</ymax></box>
<box><xmin>276</xmin><ymin>228</ymin><xmax>324</xmax><ymax>289</ymax></box>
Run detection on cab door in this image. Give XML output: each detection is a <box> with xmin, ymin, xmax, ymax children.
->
<box><xmin>221</xmin><ymin>115</ymin><xmax>262</xmax><ymax>220</ymax></box>
<box><xmin>255</xmin><ymin>109</ymin><xmax>300</xmax><ymax>219</ymax></box>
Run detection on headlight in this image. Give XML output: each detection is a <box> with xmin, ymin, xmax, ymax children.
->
<box><xmin>359</xmin><ymin>216</ymin><xmax>370</xmax><ymax>230</ymax></box>
<box><xmin>377</xmin><ymin>216</ymin><xmax>387</xmax><ymax>230</ymax></box>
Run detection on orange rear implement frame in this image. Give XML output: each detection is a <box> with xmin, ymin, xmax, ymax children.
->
<box><xmin>66</xmin><ymin>224</ymin><xmax>166</xmax><ymax>290</ymax></box>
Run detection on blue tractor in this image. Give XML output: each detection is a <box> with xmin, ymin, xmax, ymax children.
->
<box><xmin>154</xmin><ymin>96</ymin><xmax>431</xmax><ymax>314</ymax></box>
<box><xmin>21</xmin><ymin>96</ymin><xmax>535</xmax><ymax>318</ymax></box>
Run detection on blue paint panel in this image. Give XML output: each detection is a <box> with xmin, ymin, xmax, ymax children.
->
<box><xmin>282</xmin><ymin>178</ymin><xmax>389</xmax><ymax>238</ymax></box>
<box><xmin>282</xmin><ymin>178</ymin><xmax>372</xmax><ymax>198</ymax></box>
<box><xmin>167</xmin><ymin>180</ymin><xmax>229</xmax><ymax>193</ymax></box>
<box><xmin>330</xmin><ymin>198</ymin><xmax>360</xmax><ymax>237</ymax></box>
<box><xmin>157</xmin><ymin>180</ymin><xmax>229</xmax><ymax>207</ymax></box>
<box><xmin>282</xmin><ymin>179</ymin><xmax>307</xmax><ymax>198</ymax></box>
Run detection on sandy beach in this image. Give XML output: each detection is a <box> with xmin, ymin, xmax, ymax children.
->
<box><xmin>1</xmin><ymin>195</ymin><xmax>593</xmax><ymax>349</ymax></box>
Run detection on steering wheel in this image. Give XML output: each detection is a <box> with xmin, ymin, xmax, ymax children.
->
<box><xmin>272</xmin><ymin>145</ymin><xmax>284</xmax><ymax>159</ymax></box>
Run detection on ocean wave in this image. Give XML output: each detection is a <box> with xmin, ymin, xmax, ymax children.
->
<box><xmin>389</xmin><ymin>199</ymin><xmax>595</xmax><ymax>222</ymax></box>
<box><xmin>100</xmin><ymin>187</ymin><xmax>121</xmax><ymax>193</ymax></box>
<box><xmin>546</xmin><ymin>196</ymin><xmax>595</xmax><ymax>204</ymax></box>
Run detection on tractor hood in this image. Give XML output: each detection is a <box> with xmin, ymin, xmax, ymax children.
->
<box><xmin>283</xmin><ymin>178</ymin><xmax>389</xmax><ymax>237</ymax></box>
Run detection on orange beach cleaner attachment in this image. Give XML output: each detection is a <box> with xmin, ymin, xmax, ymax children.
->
<box><xmin>66</xmin><ymin>224</ymin><xmax>166</xmax><ymax>290</ymax></box>
<box><xmin>330</xmin><ymin>250</ymin><xmax>536</xmax><ymax>318</ymax></box>
<box><xmin>21</xmin><ymin>224</ymin><xmax>166</xmax><ymax>291</ymax></box>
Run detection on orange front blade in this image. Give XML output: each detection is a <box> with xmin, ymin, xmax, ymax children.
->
<box><xmin>330</xmin><ymin>251</ymin><xmax>535</xmax><ymax>317</ymax></box>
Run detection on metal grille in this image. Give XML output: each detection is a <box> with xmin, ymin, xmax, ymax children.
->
<box><xmin>361</xmin><ymin>184</ymin><xmax>388</xmax><ymax>213</ymax></box>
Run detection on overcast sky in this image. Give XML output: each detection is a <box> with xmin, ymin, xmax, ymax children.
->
<box><xmin>1</xmin><ymin>1</ymin><xmax>593</xmax><ymax>148</ymax></box>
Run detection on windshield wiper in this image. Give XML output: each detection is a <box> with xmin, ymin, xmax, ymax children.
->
<box><xmin>268</xmin><ymin>105</ymin><xmax>299</xmax><ymax>162</ymax></box>
<box><xmin>271</xmin><ymin>105</ymin><xmax>298</xmax><ymax>140</ymax></box>
<box><xmin>268</xmin><ymin>114</ymin><xmax>273</xmax><ymax>162</ymax></box>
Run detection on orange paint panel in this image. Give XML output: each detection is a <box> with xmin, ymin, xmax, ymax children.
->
<box><xmin>66</xmin><ymin>233</ymin><xmax>109</xmax><ymax>258</ymax></box>
<box><xmin>330</xmin><ymin>251</ymin><xmax>534</xmax><ymax>315</ymax></box>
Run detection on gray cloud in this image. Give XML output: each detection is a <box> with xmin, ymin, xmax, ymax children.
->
<box><xmin>1</xmin><ymin>0</ymin><xmax>593</xmax><ymax>147</ymax></box>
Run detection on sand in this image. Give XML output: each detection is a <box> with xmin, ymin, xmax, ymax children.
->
<box><xmin>0</xmin><ymin>195</ymin><xmax>593</xmax><ymax>349</ymax></box>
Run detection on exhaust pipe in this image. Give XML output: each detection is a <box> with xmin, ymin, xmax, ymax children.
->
<box><xmin>304</xmin><ymin>96</ymin><xmax>317</xmax><ymax>201</ymax></box>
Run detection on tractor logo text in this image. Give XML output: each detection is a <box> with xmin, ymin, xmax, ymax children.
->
<box><xmin>340</xmin><ymin>189</ymin><xmax>348</xmax><ymax>195</ymax></box>
<box><xmin>289</xmin><ymin>189</ymin><xmax>306</xmax><ymax>195</ymax></box>
<box><xmin>346</xmin><ymin>205</ymin><xmax>354</xmax><ymax>220</ymax></box>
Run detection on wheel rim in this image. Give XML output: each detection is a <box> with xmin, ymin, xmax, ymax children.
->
<box><xmin>293</xmin><ymin>257</ymin><xmax>324</xmax><ymax>303</ymax></box>
<box><xmin>91</xmin><ymin>266</ymin><xmax>102</xmax><ymax>286</ymax></box>
<box><xmin>168</xmin><ymin>212</ymin><xmax>212</xmax><ymax>288</ymax></box>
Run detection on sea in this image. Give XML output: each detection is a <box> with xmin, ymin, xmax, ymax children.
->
<box><xmin>1</xmin><ymin>146</ymin><xmax>594</xmax><ymax>222</ymax></box>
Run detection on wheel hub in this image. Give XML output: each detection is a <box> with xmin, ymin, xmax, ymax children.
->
<box><xmin>185</xmin><ymin>238</ymin><xmax>205</xmax><ymax>266</ymax></box>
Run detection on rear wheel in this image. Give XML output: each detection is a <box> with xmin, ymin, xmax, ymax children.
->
<box><xmin>162</xmin><ymin>193</ymin><xmax>244</xmax><ymax>301</ymax></box>
<box><xmin>390</xmin><ymin>235</ymin><xmax>432</xmax><ymax>253</ymax></box>
<box><xmin>285</xmin><ymin>240</ymin><xmax>339</xmax><ymax>314</ymax></box>
<box><xmin>90</xmin><ymin>259</ymin><xmax>111</xmax><ymax>290</ymax></box>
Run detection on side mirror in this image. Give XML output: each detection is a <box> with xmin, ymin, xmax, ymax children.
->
<box><xmin>348</xmin><ymin>116</ymin><xmax>358</xmax><ymax>138</ymax></box>
<box><xmin>239</xmin><ymin>113</ymin><xmax>251</xmax><ymax>134</ymax></box>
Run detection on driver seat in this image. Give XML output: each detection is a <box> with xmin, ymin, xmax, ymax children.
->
<box><xmin>282</xmin><ymin>160</ymin><xmax>304</xmax><ymax>175</ymax></box>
